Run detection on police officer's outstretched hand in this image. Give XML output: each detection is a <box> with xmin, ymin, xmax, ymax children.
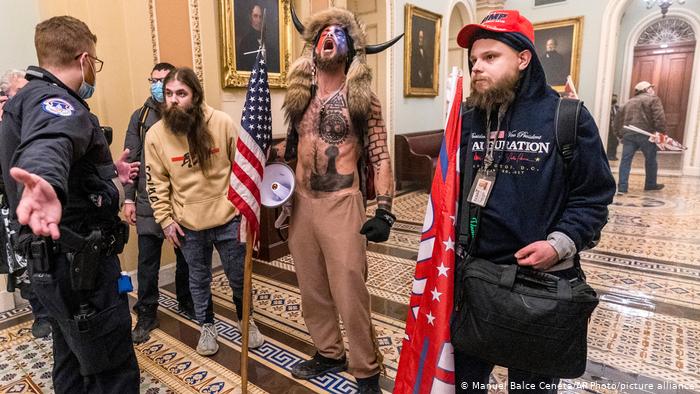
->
<box><xmin>115</xmin><ymin>148</ymin><xmax>140</xmax><ymax>185</ymax></box>
<box><xmin>10</xmin><ymin>167</ymin><xmax>62</xmax><ymax>240</ymax></box>
<box><xmin>164</xmin><ymin>221</ymin><xmax>185</xmax><ymax>248</ymax></box>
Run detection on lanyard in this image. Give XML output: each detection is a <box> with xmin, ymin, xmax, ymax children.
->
<box><xmin>483</xmin><ymin>104</ymin><xmax>508</xmax><ymax>170</ymax></box>
<box><xmin>457</xmin><ymin>103</ymin><xmax>509</xmax><ymax>258</ymax></box>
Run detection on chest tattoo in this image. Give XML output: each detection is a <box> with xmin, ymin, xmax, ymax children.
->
<box><xmin>318</xmin><ymin>94</ymin><xmax>349</xmax><ymax>145</ymax></box>
<box><xmin>310</xmin><ymin>145</ymin><xmax>353</xmax><ymax>192</ymax></box>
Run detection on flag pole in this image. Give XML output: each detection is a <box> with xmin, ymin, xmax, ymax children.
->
<box><xmin>240</xmin><ymin>225</ymin><xmax>255</xmax><ymax>393</ymax></box>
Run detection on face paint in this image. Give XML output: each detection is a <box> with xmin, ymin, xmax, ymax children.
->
<box><xmin>315</xmin><ymin>25</ymin><xmax>349</xmax><ymax>57</ymax></box>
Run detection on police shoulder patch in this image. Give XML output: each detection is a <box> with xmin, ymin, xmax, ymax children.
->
<box><xmin>41</xmin><ymin>98</ymin><xmax>75</xmax><ymax>117</ymax></box>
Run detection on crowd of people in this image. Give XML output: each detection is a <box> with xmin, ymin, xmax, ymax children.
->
<box><xmin>0</xmin><ymin>5</ymin><xmax>669</xmax><ymax>394</ymax></box>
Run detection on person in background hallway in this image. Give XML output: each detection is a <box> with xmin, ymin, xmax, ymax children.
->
<box><xmin>0</xmin><ymin>15</ymin><xmax>140</xmax><ymax>392</ymax></box>
<box><xmin>145</xmin><ymin>67</ymin><xmax>264</xmax><ymax>357</ymax></box>
<box><xmin>0</xmin><ymin>69</ymin><xmax>51</xmax><ymax>339</ymax></box>
<box><xmin>124</xmin><ymin>62</ymin><xmax>201</xmax><ymax>344</ymax></box>
<box><xmin>613</xmin><ymin>81</ymin><xmax>666</xmax><ymax>193</ymax></box>
<box><xmin>607</xmin><ymin>94</ymin><xmax>620</xmax><ymax>161</ymax></box>
<box><xmin>453</xmin><ymin>9</ymin><xmax>615</xmax><ymax>393</ymax></box>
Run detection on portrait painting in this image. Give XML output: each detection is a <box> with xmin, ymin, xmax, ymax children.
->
<box><xmin>404</xmin><ymin>4</ymin><xmax>441</xmax><ymax>96</ymax></box>
<box><xmin>218</xmin><ymin>0</ymin><xmax>291</xmax><ymax>88</ymax></box>
<box><xmin>533</xmin><ymin>17</ymin><xmax>583</xmax><ymax>92</ymax></box>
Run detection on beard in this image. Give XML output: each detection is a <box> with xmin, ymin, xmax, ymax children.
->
<box><xmin>162</xmin><ymin>105</ymin><xmax>202</xmax><ymax>136</ymax></box>
<box><xmin>316</xmin><ymin>51</ymin><xmax>347</xmax><ymax>72</ymax></box>
<box><xmin>466</xmin><ymin>70</ymin><xmax>520</xmax><ymax>111</ymax></box>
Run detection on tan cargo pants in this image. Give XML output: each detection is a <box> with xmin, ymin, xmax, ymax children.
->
<box><xmin>288</xmin><ymin>191</ymin><xmax>380</xmax><ymax>379</ymax></box>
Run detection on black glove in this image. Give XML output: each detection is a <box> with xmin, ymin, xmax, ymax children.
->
<box><xmin>360</xmin><ymin>208</ymin><xmax>395</xmax><ymax>243</ymax></box>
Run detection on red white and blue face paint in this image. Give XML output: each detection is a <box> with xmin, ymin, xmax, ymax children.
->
<box><xmin>315</xmin><ymin>25</ymin><xmax>349</xmax><ymax>58</ymax></box>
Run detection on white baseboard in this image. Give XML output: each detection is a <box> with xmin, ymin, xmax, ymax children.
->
<box><xmin>0</xmin><ymin>275</ymin><xmax>15</xmax><ymax>312</ymax></box>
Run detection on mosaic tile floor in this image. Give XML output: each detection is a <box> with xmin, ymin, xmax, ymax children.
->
<box><xmin>2</xmin><ymin>173</ymin><xmax>700</xmax><ymax>393</ymax></box>
<box><xmin>0</xmin><ymin>315</ymin><xmax>262</xmax><ymax>394</ymax></box>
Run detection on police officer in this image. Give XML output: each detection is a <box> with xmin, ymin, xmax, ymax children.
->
<box><xmin>0</xmin><ymin>16</ymin><xmax>140</xmax><ymax>393</ymax></box>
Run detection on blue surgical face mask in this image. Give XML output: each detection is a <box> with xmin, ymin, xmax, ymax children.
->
<box><xmin>78</xmin><ymin>58</ymin><xmax>95</xmax><ymax>99</ymax></box>
<box><xmin>150</xmin><ymin>81</ymin><xmax>164</xmax><ymax>103</ymax></box>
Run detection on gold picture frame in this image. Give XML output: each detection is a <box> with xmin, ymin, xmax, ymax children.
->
<box><xmin>404</xmin><ymin>4</ymin><xmax>441</xmax><ymax>96</ymax></box>
<box><xmin>218</xmin><ymin>0</ymin><xmax>292</xmax><ymax>88</ymax></box>
<box><xmin>533</xmin><ymin>16</ymin><xmax>584</xmax><ymax>93</ymax></box>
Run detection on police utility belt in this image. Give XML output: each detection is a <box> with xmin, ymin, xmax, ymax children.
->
<box><xmin>26</xmin><ymin>221</ymin><xmax>129</xmax><ymax>292</ymax></box>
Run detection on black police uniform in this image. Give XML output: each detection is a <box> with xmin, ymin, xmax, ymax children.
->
<box><xmin>0</xmin><ymin>66</ymin><xmax>140</xmax><ymax>393</ymax></box>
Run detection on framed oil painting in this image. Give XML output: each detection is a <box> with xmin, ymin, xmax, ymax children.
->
<box><xmin>533</xmin><ymin>16</ymin><xmax>583</xmax><ymax>92</ymax></box>
<box><xmin>218</xmin><ymin>0</ymin><xmax>292</xmax><ymax>88</ymax></box>
<box><xmin>404</xmin><ymin>4</ymin><xmax>441</xmax><ymax>96</ymax></box>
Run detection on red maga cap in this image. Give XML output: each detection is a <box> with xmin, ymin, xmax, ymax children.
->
<box><xmin>457</xmin><ymin>10</ymin><xmax>535</xmax><ymax>49</ymax></box>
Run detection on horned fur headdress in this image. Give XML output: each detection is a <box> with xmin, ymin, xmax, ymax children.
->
<box><xmin>282</xmin><ymin>6</ymin><xmax>403</xmax><ymax>129</ymax></box>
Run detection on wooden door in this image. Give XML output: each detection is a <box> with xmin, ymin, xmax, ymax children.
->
<box><xmin>631</xmin><ymin>42</ymin><xmax>695</xmax><ymax>142</ymax></box>
<box><xmin>347</xmin><ymin>0</ymin><xmax>388</xmax><ymax>107</ymax></box>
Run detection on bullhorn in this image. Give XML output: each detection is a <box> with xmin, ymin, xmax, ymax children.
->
<box><xmin>261</xmin><ymin>163</ymin><xmax>295</xmax><ymax>208</ymax></box>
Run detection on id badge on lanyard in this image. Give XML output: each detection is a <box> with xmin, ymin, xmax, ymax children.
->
<box><xmin>467</xmin><ymin>127</ymin><xmax>501</xmax><ymax>208</ymax></box>
<box><xmin>467</xmin><ymin>168</ymin><xmax>495</xmax><ymax>207</ymax></box>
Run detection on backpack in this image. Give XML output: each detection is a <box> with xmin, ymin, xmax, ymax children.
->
<box><xmin>554</xmin><ymin>97</ymin><xmax>582</xmax><ymax>176</ymax></box>
<box><xmin>137</xmin><ymin>105</ymin><xmax>152</xmax><ymax>143</ymax></box>
<box><xmin>555</xmin><ymin>97</ymin><xmax>603</xmax><ymax>250</ymax></box>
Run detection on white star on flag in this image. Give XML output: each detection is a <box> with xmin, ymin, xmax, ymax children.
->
<box><xmin>443</xmin><ymin>237</ymin><xmax>455</xmax><ymax>251</ymax></box>
<box><xmin>437</xmin><ymin>262</ymin><xmax>450</xmax><ymax>277</ymax></box>
<box><xmin>431</xmin><ymin>287</ymin><xmax>443</xmax><ymax>302</ymax></box>
<box><xmin>426</xmin><ymin>311</ymin><xmax>436</xmax><ymax>325</ymax></box>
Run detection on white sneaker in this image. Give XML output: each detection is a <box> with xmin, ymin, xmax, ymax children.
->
<box><xmin>196</xmin><ymin>323</ymin><xmax>219</xmax><ymax>356</ymax></box>
<box><xmin>236</xmin><ymin>317</ymin><xmax>265</xmax><ymax>349</ymax></box>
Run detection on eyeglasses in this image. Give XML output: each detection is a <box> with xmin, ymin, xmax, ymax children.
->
<box><xmin>75</xmin><ymin>53</ymin><xmax>104</xmax><ymax>73</ymax></box>
<box><xmin>147</xmin><ymin>77</ymin><xmax>165</xmax><ymax>83</ymax></box>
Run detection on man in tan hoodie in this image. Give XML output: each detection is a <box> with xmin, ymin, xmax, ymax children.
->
<box><xmin>144</xmin><ymin>67</ymin><xmax>264</xmax><ymax>356</ymax></box>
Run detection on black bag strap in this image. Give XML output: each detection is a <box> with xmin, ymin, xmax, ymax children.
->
<box><xmin>554</xmin><ymin>98</ymin><xmax>582</xmax><ymax>175</ymax></box>
<box><xmin>137</xmin><ymin>105</ymin><xmax>151</xmax><ymax>143</ymax></box>
<box><xmin>457</xmin><ymin>108</ymin><xmax>476</xmax><ymax>252</ymax></box>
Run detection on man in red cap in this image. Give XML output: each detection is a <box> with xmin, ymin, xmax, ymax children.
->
<box><xmin>451</xmin><ymin>10</ymin><xmax>615</xmax><ymax>393</ymax></box>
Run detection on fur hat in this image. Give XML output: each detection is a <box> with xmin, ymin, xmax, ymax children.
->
<box><xmin>283</xmin><ymin>7</ymin><xmax>402</xmax><ymax>130</ymax></box>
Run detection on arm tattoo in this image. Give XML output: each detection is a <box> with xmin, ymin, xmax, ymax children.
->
<box><xmin>377</xmin><ymin>195</ymin><xmax>392</xmax><ymax>212</ymax></box>
<box><xmin>367</xmin><ymin>94</ymin><xmax>394</xmax><ymax>209</ymax></box>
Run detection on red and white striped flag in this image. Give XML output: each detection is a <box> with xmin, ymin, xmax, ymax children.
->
<box><xmin>394</xmin><ymin>74</ymin><xmax>462</xmax><ymax>393</ymax></box>
<box><xmin>228</xmin><ymin>50</ymin><xmax>272</xmax><ymax>242</ymax></box>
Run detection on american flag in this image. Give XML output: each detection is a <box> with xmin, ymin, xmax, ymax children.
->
<box><xmin>394</xmin><ymin>75</ymin><xmax>462</xmax><ymax>393</ymax></box>
<box><xmin>228</xmin><ymin>50</ymin><xmax>272</xmax><ymax>242</ymax></box>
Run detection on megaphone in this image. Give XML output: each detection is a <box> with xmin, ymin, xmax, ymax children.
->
<box><xmin>261</xmin><ymin>163</ymin><xmax>295</xmax><ymax>208</ymax></box>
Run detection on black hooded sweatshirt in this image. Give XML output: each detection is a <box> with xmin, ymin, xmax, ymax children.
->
<box><xmin>459</xmin><ymin>32</ymin><xmax>615</xmax><ymax>265</ymax></box>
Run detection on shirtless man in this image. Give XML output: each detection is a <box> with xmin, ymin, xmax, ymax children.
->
<box><xmin>279</xmin><ymin>7</ymin><xmax>402</xmax><ymax>394</ymax></box>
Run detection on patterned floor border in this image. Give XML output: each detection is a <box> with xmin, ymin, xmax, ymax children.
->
<box><xmin>156</xmin><ymin>291</ymin><xmax>378</xmax><ymax>394</ymax></box>
<box><xmin>0</xmin><ymin>305</ymin><xmax>32</xmax><ymax>324</ymax></box>
<box><xmin>0</xmin><ymin>315</ymin><xmax>264</xmax><ymax>394</ymax></box>
<box><xmin>208</xmin><ymin>273</ymin><xmax>406</xmax><ymax>381</ymax></box>
<box><xmin>581</xmin><ymin>251</ymin><xmax>700</xmax><ymax>281</ymax></box>
<box><xmin>135</xmin><ymin>324</ymin><xmax>265</xmax><ymax>393</ymax></box>
<box><xmin>208</xmin><ymin>267</ymin><xmax>700</xmax><ymax>393</ymax></box>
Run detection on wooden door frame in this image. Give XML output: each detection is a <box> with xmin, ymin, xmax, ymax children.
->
<box><xmin>617</xmin><ymin>9</ymin><xmax>700</xmax><ymax>175</ymax></box>
<box><xmin>631</xmin><ymin>42</ymin><xmax>694</xmax><ymax>142</ymax></box>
